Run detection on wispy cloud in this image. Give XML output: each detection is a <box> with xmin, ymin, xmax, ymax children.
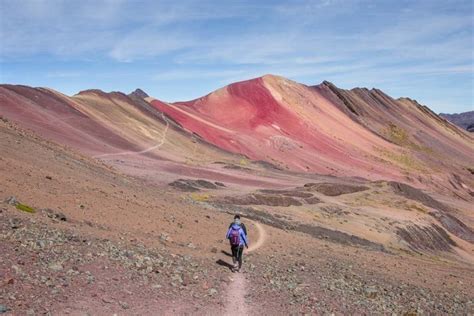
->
<box><xmin>0</xmin><ymin>0</ymin><xmax>472</xmax><ymax>112</ymax></box>
<box><xmin>109</xmin><ymin>29</ymin><xmax>196</xmax><ymax>62</ymax></box>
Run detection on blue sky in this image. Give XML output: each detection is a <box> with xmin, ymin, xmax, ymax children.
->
<box><xmin>0</xmin><ymin>0</ymin><xmax>472</xmax><ymax>113</ymax></box>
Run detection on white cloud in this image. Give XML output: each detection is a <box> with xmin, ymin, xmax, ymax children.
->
<box><xmin>0</xmin><ymin>0</ymin><xmax>472</xmax><ymax>112</ymax></box>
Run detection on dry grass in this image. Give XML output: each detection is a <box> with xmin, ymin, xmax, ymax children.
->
<box><xmin>381</xmin><ymin>123</ymin><xmax>432</xmax><ymax>154</ymax></box>
<box><xmin>375</xmin><ymin>146</ymin><xmax>426</xmax><ymax>172</ymax></box>
<box><xmin>383</xmin><ymin>123</ymin><xmax>410</xmax><ymax>146</ymax></box>
<box><xmin>407</xmin><ymin>203</ymin><xmax>428</xmax><ymax>213</ymax></box>
<box><xmin>190</xmin><ymin>193</ymin><xmax>211</xmax><ymax>202</ymax></box>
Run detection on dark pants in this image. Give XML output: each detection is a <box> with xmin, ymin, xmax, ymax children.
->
<box><xmin>231</xmin><ymin>245</ymin><xmax>244</xmax><ymax>269</ymax></box>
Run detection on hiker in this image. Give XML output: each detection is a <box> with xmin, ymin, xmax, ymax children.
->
<box><xmin>228</xmin><ymin>214</ymin><xmax>247</xmax><ymax>237</ymax></box>
<box><xmin>226</xmin><ymin>216</ymin><xmax>248</xmax><ymax>272</ymax></box>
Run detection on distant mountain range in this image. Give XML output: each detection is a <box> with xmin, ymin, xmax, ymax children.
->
<box><xmin>1</xmin><ymin>75</ymin><xmax>473</xmax><ymax>198</ymax></box>
<box><xmin>440</xmin><ymin>111</ymin><xmax>474</xmax><ymax>132</ymax></box>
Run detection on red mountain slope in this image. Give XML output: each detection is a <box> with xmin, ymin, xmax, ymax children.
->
<box><xmin>151</xmin><ymin>76</ymin><xmax>398</xmax><ymax>176</ymax></box>
<box><xmin>149</xmin><ymin>75</ymin><xmax>474</xmax><ymax>196</ymax></box>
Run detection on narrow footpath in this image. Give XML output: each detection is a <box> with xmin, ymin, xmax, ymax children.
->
<box><xmin>224</xmin><ymin>221</ymin><xmax>266</xmax><ymax>316</ymax></box>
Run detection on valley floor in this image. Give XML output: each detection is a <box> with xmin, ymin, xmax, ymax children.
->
<box><xmin>1</xmin><ymin>118</ymin><xmax>473</xmax><ymax>315</ymax></box>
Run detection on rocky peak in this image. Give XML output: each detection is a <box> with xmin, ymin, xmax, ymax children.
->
<box><xmin>129</xmin><ymin>88</ymin><xmax>149</xmax><ymax>99</ymax></box>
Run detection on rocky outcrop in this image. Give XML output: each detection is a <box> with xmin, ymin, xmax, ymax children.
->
<box><xmin>129</xmin><ymin>88</ymin><xmax>149</xmax><ymax>99</ymax></box>
<box><xmin>389</xmin><ymin>181</ymin><xmax>474</xmax><ymax>244</ymax></box>
<box><xmin>396</xmin><ymin>224</ymin><xmax>456</xmax><ymax>252</ymax></box>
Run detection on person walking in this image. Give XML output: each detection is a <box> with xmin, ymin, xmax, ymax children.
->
<box><xmin>228</xmin><ymin>214</ymin><xmax>247</xmax><ymax>237</ymax></box>
<box><xmin>226</xmin><ymin>216</ymin><xmax>248</xmax><ymax>272</ymax></box>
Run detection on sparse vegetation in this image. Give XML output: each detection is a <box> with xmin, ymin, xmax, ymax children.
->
<box><xmin>383</xmin><ymin>123</ymin><xmax>410</xmax><ymax>146</ymax></box>
<box><xmin>190</xmin><ymin>193</ymin><xmax>211</xmax><ymax>202</ymax></box>
<box><xmin>407</xmin><ymin>203</ymin><xmax>428</xmax><ymax>213</ymax></box>
<box><xmin>381</xmin><ymin>123</ymin><xmax>432</xmax><ymax>153</ymax></box>
<box><xmin>15</xmin><ymin>203</ymin><xmax>35</xmax><ymax>213</ymax></box>
<box><xmin>239</xmin><ymin>158</ymin><xmax>249</xmax><ymax>166</ymax></box>
<box><xmin>375</xmin><ymin>147</ymin><xmax>425</xmax><ymax>171</ymax></box>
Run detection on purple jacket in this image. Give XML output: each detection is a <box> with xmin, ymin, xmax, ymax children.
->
<box><xmin>226</xmin><ymin>224</ymin><xmax>248</xmax><ymax>247</ymax></box>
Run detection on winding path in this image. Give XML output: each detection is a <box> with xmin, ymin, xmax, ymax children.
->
<box><xmin>224</xmin><ymin>220</ymin><xmax>266</xmax><ymax>316</ymax></box>
<box><xmin>248</xmin><ymin>222</ymin><xmax>266</xmax><ymax>253</ymax></box>
<box><xmin>93</xmin><ymin>113</ymin><xmax>170</xmax><ymax>159</ymax></box>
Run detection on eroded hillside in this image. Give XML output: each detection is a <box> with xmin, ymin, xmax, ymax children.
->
<box><xmin>1</xmin><ymin>76</ymin><xmax>474</xmax><ymax>314</ymax></box>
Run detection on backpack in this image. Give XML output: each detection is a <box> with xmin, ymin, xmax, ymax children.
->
<box><xmin>229</xmin><ymin>222</ymin><xmax>247</xmax><ymax>237</ymax></box>
<box><xmin>229</xmin><ymin>227</ymin><xmax>241</xmax><ymax>246</ymax></box>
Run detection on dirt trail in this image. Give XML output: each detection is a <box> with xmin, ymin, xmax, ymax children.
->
<box><xmin>93</xmin><ymin>113</ymin><xmax>170</xmax><ymax>159</ymax></box>
<box><xmin>224</xmin><ymin>220</ymin><xmax>266</xmax><ymax>316</ymax></box>
<box><xmin>248</xmin><ymin>221</ymin><xmax>266</xmax><ymax>253</ymax></box>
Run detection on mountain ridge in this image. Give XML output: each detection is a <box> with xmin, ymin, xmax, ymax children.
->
<box><xmin>148</xmin><ymin>75</ymin><xmax>473</xmax><ymax>197</ymax></box>
<box><xmin>1</xmin><ymin>75</ymin><xmax>473</xmax><ymax>199</ymax></box>
<box><xmin>440</xmin><ymin>110</ymin><xmax>474</xmax><ymax>132</ymax></box>
<box><xmin>1</xmin><ymin>75</ymin><xmax>474</xmax><ymax>314</ymax></box>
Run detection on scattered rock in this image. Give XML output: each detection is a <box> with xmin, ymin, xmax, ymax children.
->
<box><xmin>208</xmin><ymin>288</ymin><xmax>218</xmax><ymax>296</ymax></box>
<box><xmin>211</xmin><ymin>247</ymin><xmax>218</xmax><ymax>253</ymax></box>
<box><xmin>195</xmin><ymin>180</ymin><xmax>218</xmax><ymax>189</ymax></box>
<box><xmin>169</xmin><ymin>179</ymin><xmax>219</xmax><ymax>191</ymax></box>
<box><xmin>102</xmin><ymin>297</ymin><xmax>114</xmax><ymax>304</ymax></box>
<box><xmin>4</xmin><ymin>196</ymin><xmax>18</xmax><ymax>206</ymax></box>
<box><xmin>303</xmin><ymin>183</ymin><xmax>369</xmax><ymax>196</ymax></box>
<box><xmin>9</xmin><ymin>218</ymin><xmax>20</xmax><ymax>229</ymax></box>
<box><xmin>119</xmin><ymin>301</ymin><xmax>129</xmax><ymax>309</ymax></box>
<box><xmin>365</xmin><ymin>286</ymin><xmax>378</xmax><ymax>299</ymax></box>
<box><xmin>48</xmin><ymin>262</ymin><xmax>64</xmax><ymax>272</ymax></box>
<box><xmin>0</xmin><ymin>305</ymin><xmax>10</xmax><ymax>314</ymax></box>
<box><xmin>42</xmin><ymin>208</ymin><xmax>67</xmax><ymax>221</ymax></box>
<box><xmin>169</xmin><ymin>180</ymin><xmax>200</xmax><ymax>192</ymax></box>
<box><xmin>87</xmin><ymin>274</ymin><xmax>95</xmax><ymax>284</ymax></box>
<box><xmin>160</xmin><ymin>233</ymin><xmax>170</xmax><ymax>242</ymax></box>
<box><xmin>45</xmin><ymin>176</ymin><xmax>52</xmax><ymax>180</ymax></box>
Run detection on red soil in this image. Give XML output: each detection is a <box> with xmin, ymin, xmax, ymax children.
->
<box><xmin>150</xmin><ymin>77</ymin><xmax>400</xmax><ymax>180</ymax></box>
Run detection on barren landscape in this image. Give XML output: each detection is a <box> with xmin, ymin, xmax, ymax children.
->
<box><xmin>1</xmin><ymin>75</ymin><xmax>474</xmax><ymax>314</ymax></box>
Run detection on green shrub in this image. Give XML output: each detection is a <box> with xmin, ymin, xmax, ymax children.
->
<box><xmin>16</xmin><ymin>203</ymin><xmax>36</xmax><ymax>213</ymax></box>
